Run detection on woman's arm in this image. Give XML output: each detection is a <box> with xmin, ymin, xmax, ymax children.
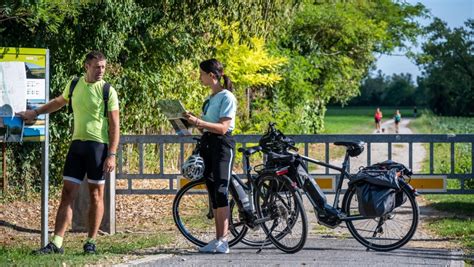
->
<box><xmin>183</xmin><ymin>112</ymin><xmax>231</xmax><ymax>135</ymax></box>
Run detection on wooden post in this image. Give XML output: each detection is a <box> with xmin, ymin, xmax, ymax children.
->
<box><xmin>72</xmin><ymin>171</ymin><xmax>116</xmax><ymax>234</ymax></box>
<box><xmin>2</xmin><ymin>143</ymin><xmax>6</xmax><ymax>192</ymax></box>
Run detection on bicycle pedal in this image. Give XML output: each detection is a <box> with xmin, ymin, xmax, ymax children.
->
<box><xmin>248</xmin><ymin>224</ymin><xmax>261</xmax><ymax>231</ymax></box>
<box><xmin>317</xmin><ymin>219</ymin><xmax>340</xmax><ymax>229</ymax></box>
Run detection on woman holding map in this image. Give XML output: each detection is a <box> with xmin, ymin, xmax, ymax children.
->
<box><xmin>183</xmin><ymin>59</ymin><xmax>237</xmax><ymax>254</ymax></box>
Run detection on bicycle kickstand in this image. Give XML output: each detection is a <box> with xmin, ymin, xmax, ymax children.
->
<box><xmin>256</xmin><ymin>220</ymin><xmax>278</xmax><ymax>254</ymax></box>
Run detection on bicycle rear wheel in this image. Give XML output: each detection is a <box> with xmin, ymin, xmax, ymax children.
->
<box><xmin>172</xmin><ymin>179</ymin><xmax>246</xmax><ymax>247</ymax></box>
<box><xmin>342</xmin><ymin>183</ymin><xmax>419</xmax><ymax>251</ymax></box>
<box><xmin>255</xmin><ymin>174</ymin><xmax>308</xmax><ymax>253</ymax></box>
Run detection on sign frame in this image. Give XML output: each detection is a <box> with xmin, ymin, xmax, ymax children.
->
<box><xmin>0</xmin><ymin>47</ymin><xmax>50</xmax><ymax>246</ymax></box>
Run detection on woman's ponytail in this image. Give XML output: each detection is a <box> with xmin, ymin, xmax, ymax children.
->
<box><xmin>222</xmin><ymin>74</ymin><xmax>233</xmax><ymax>92</ymax></box>
<box><xmin>200</xmin><ymin>58</ymin><xmax>234</xmax><ymax>92</ymax></box>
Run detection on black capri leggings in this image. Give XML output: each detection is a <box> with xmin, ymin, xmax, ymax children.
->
<box><xmin>200</xmin><ymin>132</ymin><xmax>235</xmax><ymax>209</ymax></box>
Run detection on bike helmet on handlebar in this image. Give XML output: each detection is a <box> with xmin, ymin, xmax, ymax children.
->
<box><xmin>182</xmin><ymin>154</ymin><xmax>205</xmax><ymax>180</ymax></box>
<box><xmin>259</xmin><ymin>122</ymin><xmax>295</xmax><ymax>153</ymax></box>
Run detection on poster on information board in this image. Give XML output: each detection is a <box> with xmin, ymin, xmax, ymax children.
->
<box><xmin>0</xmin><ymin>47</ymin><xmax>48</xmax><ymax>142</ymax></box>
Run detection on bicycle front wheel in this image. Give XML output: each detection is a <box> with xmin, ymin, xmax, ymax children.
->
<box><xmin>173</xmin><ymin>179</ymin><xmax>246</xmax><ymax>247</ymax></box>
<box><xmin>255</xmin><ymin>174</ymin><xmax>308</xmax><ymax>253</ymax></box>
<box><xmin>342</xmin><ymin>183</ymin><xmax>419</xmax><ymax>251</ymax></box>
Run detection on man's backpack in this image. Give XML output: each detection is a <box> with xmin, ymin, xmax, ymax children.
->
<box><xmin>68</xmin><ymin>77</ymin><xmax>110</xmax><ymax>117</ymax></box>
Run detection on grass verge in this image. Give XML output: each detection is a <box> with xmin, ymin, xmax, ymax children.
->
<box><xmin>322</xmin><ymin>114</ymin><xmax>373</xmax><ymax>134</ymax></box>
<box><xmin>410</xmin><ymin>111</ymin><xmax>474</xmax><ymax>260</ymax></box>
<box><xmin>0</xmin><ymin>232</ymin><xmax>174</xmax><ymax>266</ymax></box>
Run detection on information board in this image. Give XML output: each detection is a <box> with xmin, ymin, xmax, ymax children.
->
<box><xmin>0</xmin><ymin>47</ymin><xmax>48</xmax><ymax>142</ymax></box>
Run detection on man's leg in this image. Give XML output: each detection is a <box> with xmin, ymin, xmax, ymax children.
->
<box><xmin>87</xmin><ymin>183</ymin><xmax>105</xmax><ymax>239</ymax></box>
<box><xmin>54</xmin><ymin>180</ymin><xmax>81</xmax><ymax>237</ymax></box>
<box><xmin>34</xmin><ymin>180</ymin><xmax>80</xmax><ymax>254</ymax></box>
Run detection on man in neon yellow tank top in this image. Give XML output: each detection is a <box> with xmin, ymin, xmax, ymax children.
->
<box><xmin>18</xmin><ymin>51</ymin><xmax>120</xmax><ymax>255</ymax></box>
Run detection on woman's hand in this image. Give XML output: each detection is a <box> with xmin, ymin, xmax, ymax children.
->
<box><xmin>184</xmin><ymin>112</ymin><xmax>206</xmax><ymax>132</ymax></box>
<box><xmin>183</xmin><ymin>111</ymin><xmax>197</xmax><ymax>124</ymax></box>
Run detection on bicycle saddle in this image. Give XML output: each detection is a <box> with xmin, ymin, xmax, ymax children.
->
<box><xmin>238</xmin><ymin>146</ymin><xmax>262</xmax><ymax>156</ymax></box>
<box><xmin>334</xmin><ymin>141</ymin><xmax>365</xmax><ymax>157</ymax></box>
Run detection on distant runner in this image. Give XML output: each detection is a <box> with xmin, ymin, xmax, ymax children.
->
<box><xmin>374</xmin><ymin>107</ymin><xmax>383</xmax><ymax>133</ymax></box>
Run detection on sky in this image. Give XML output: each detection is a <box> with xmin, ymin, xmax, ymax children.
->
<box><xmin>375</xmin><ymin>0</ymin><xmax>473</xmax><ymax>81</ymax></box>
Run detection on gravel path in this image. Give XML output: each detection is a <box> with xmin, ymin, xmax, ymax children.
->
<box><xmin>374</xmin><ymin>118</ymin><xmax>426</xmax><ymax>173</ymax></box>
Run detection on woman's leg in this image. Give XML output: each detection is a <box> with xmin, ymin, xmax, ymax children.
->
<box><xmin>216</xmin><ymin>206</ymin><xmax>229</xmax><ymax>240</ymax></box>
<box><xmin>212</xmin><ymin>141</ymin><xmax>234</xmax><ymax>240</ymax></box>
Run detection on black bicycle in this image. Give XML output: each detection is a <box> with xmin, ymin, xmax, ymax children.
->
<box><xmin>258</xmin><ymin>123</ymin><xmax>420</xmax><ymax>252</ymax></box>
<box><xmin>172</xmin><ymin>137</ymin><xmax>308</xmax><ymax>253</ymax></box>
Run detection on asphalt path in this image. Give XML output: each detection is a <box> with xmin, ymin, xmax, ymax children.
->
<box><xmin>116</xmin><ymin>195</ymin><xmax>468</xmax><ymax>267</ymax></box>
<box><xmin>117</xmin><ymin>236</ymin><xmax>466</xmax><ymax>267</ymax></box>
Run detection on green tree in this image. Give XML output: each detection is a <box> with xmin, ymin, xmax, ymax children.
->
<box><xmin>0</xmin><ymin>0</ymin><xmax>426</xmax><ymax>194</ymax></box>
<box><xmin>383</xmin><ymin>73</ymin><xmax>416</xmax><ymax>106</ymax></box>
<box><xmin>0</xmin><ymin>0</ymin><xmax>297</xmax><ymax>191</ymax></box>
<box><xmin>349</xmin><ymin>71</ymin><xmax>418</xmax><ymax>107</ymax></box>
<box><xmin>271</xmin><ymin>1</ymin><xmax>426</xmax><ymax>133</ymax></box>
<box><xmin>416</xmin><ymin>18</ymin><xmax>474</xmax><ymax>116</ymax></box>
<box><xmin>349</xmin><ymin>70</ymin><xmax>388</xmax><ymax>106</ymax></box>
<box><xmin>215</xmin><ymin>24</ymin><xmax>288</xmax><ymax>133</ymax></box>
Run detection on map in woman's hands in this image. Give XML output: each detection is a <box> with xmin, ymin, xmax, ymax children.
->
<box><xmin>158</xmin><ymin>100</ymin><xmax>193</xmax><ymax>136</ymax></box>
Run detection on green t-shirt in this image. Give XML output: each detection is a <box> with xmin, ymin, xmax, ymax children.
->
<box><xmin>62</xmin><ymin>77</ymin><xmax>119</xmax><ymax>144</ymax></box>
<box><xmin>394</xmin><ymin>114</ymin><xmax>401</xmax><ymax>122</ymax></box>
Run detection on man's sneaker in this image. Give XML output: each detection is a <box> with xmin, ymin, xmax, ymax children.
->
<box><xmin>83</xmin><ymin>241</ymin><xmax>97</xmax><ymax>254</ymax></box>
<box><xmin>198</xmin><ymin>239</ymin><xmax>218</xmax><ymax>253</ymax></box>
<box><xmin>33</xmin><ymin>242</ymin><xmax>64</xmax><ymax>255</ymax></box>
<box><xmin>214</xmin><ymin>240</ymin><xmax>229</xmax><ymax>254</ymax></box>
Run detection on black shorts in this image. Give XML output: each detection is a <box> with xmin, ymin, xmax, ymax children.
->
<box><xmin>63</xmin><ymin>140</ymin><xmax>108</xmax><ymax>185</ymax></box>
<box><xmin>200</xmin><ymin>132</ymin><xmax>235</xmax><ymax>209</ymax></box>
<box><xmin>375</xmin><ymin>118</ymin><xmax>381</xmax><ymax>123</ymax></box>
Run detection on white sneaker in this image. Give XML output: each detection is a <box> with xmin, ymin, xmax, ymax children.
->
<box><xmin>198</xmin><ymin>239</ymin><xmax>218</xmax><ymax>253</ymax></box>
<box><xmin>214</xmin><ymin>240</ymin><xmax>230</xmax><ymax>254</ymax></box>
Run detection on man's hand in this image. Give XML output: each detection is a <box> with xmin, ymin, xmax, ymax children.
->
<box><xmin>16</xmin><ymin>110</ymin><xmax>37</xmax><ymax>124</ymax></box>
<box><xmin>103</xmin><ymin>156</ymin><xmax>116</xmax><ymax>173</ymax></box>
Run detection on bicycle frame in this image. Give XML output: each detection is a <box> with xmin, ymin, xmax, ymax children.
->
<box><xmin>298</xmin><ymin>153</ymin><xmax>348</xmax><ymax>208</ymax></box>
<box><xmin>297</xmin><ymin>151</ymin><xmax>367</xmax><ymax>222</ymax></box>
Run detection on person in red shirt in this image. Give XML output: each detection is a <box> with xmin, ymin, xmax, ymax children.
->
<box><xmin>374</xmin><ymin>107</ymin><xmax>383</xmax><ymax>133</ymax></box>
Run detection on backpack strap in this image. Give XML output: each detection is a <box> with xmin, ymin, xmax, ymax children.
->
<box><xmin>68</xmin><ymin>77</ymin><xmax>80</xmax><ymax>114</ymax></box>
<box><xmin>68</xmin><ymin>77</ymin><xmax>111</xmax><ymax>117</ymax></box>
<box><xmin>103</xmin><ymin>83</ymin><xmax>111</xmax><ymax>117</ymax></box>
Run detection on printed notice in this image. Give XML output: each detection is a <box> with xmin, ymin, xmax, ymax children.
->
<box><xmin>0</xmin><ymin>62</ymin><xmax>27</xmax><ymax>116</ymax></box>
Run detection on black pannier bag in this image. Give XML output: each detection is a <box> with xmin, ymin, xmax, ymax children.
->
<box><xmin>349</xmin><ymin>160</ymin><xmax>410</xmax><ymax>217</ymax></box>
<box><xmin>395</xmin><ymin>188</ymin><xmax>408</xmax><ymax>208</ymax></box>
<box><xmin>355</xmin><ymin>182</ymin><xmax>396</xmax><ymax>217</ymax></box>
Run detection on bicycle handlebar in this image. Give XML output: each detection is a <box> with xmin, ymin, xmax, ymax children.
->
<box><xmin>262</xmin><ymin>122</ymin><xmax>298</xmax><ymax>153</ymax></box>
